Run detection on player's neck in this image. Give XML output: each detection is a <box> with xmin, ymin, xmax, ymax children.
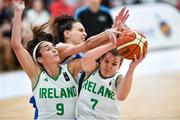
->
<box><xmin>44</xmin><ymin>64</ymin><xmax>60</xmax><ymax>79</ymax></box>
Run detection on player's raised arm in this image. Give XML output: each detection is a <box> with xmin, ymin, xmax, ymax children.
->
<box><xmin>116</xmin><ymin>52</ymin><xmax>147</xmax><ymax>101</ymax></box>
<box><xmin>11</xmin><ymin>0</ymin><xmax>40</xmax><ymax>86</ymax></box>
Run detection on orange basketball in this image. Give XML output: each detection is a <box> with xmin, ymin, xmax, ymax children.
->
<box><xmin>116</xmin><ymin>29</ymin><xmax>148</xmax><ymax>60</ymax></box>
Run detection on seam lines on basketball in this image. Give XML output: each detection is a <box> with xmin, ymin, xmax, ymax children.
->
<box><xmin>128</xmin><ymin>31</ymin><xmax>146</xmax><ymax>56</ymax></box>
<box><xmin>116</xmin><ymin>31</ymin><xmax>145</xmax><ymax>58</ymax></box>
<box><xmin>116</xmin><ymin>38</ymin><xmax>139</xmax><ymax>50</ymax></box>
<box><xmin>121</xmin><ymin>35</ymin><xmax>144</xmax><ymax>42</ymax></box>
<box><xmin>134</xmin><ymin>30</ymin><xmax>147</xmax><ymax>53</ymax></box>
<box><xmin>125</xmin><ymin>32</ymin><xmax>142</xmax><ymax>58</ymax></box>
<box><xmin>116</xmin><ymin>38</ymin><xmax>140</xmax><ymax>58</ymax></box>
<box><xmin>139</xmin><ymin>37</ymin><xmax>146</xmax><ymax>53</ymax></box>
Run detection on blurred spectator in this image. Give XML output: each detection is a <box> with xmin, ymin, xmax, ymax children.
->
<box><xmin>75</xmin><ymin>0</ymin><xmax>113</xmax><ymax>38</ymax></box>
<box><xmin>25</xmin><ymin>0</ymin><xmax>50</xmax><ymax>27</ymax></box>
<box><xmin>22</xmin><ymin>0</ymin><xmax>50</xmax><ymax>49</ymax></box>
<box><xmin>44</xmin><ymin>0</ymin><xmax>53</xmax><ymax>10</ymax></box>
<box><xmin>0</xmin><ymin>1</ymin><xmax>16</xmax><ymax>71</ymax></box>
<box><xmin>0</xmin><ymin>0</ymin><xmax>12</xmax><ymax>25</ymax></box>
<box><xmin>0</xmin><ymin>23</ymin><xmax>15</xmax><ymax>71</ymax></box>
<box><xmin>49</xmin><ymin>0</ymin><xmax>75</xmax><ymax>17</ymax></box>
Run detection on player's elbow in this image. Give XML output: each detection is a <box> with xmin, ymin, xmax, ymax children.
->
<box><xmin>117</xmin><ymin>94</ymin><xmax>127</xmax><ymax>101</ymax></box>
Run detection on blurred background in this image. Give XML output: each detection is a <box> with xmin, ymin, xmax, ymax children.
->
<box><xmin>0</xmin><ymin>0</ymin><xmax>180</xmax><ymax>119</ymax></box>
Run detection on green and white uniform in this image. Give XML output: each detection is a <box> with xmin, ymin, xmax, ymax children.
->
<box><xmin>77</xmin><ymin>68</ymin><xmax>121</xmax><ymax>120</ymax></box>
<box><xmin>33</xmin><ymin>64</ymin><xmax>78</xmax><ymax>120</ymax></box>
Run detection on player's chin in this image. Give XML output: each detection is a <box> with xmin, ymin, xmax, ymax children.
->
<box><xmin>51</xmin><ymin>56</ymin><xmax>60</xmax><ymax>63</ymax></box>
<box><xmin>103</xmin><ymin>69</ymin><xmax>112</xmax><ymax>75</ymax></box>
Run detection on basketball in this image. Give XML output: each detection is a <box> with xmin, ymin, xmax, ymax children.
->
<box><xmin>116</xmin><ymin>29</ymin><xmax>148</xmax><ymax>60</ymax></box>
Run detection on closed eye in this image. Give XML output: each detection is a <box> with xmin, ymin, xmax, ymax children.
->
<box><xmin>112</xmin><ymin>63</ymin><xmax>118</xmax><ymax>66</ymax></box>
<box><xmin>79</xmin><ymin>28</ymin><xmax>85</xmax><ymax>32</ymax></box>
<box><xmin>46</xmin><ymin>47</ymin><xmax>51</xmax><ymax>51</ymax></box>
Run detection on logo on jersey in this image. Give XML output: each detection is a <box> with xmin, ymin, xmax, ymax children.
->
<box><xmin>109</xmin><ymin>81</ymin><xmax>111</xmax><ymax>86</ymax></box>
<box><xmin>63</xmin><ymin>72</ymin><xmax>70</xmax><ymax>81</ymax></box>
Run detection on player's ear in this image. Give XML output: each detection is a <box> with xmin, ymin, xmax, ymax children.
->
<box><xmin>64</xmin><ymin>30</ymin><xmax>70</xmax><ymax>39</ymax></box>
<box><xmin>37</xmin><ymin>57</ymin><xmax>43</xmax><ymax>64</ymax></box>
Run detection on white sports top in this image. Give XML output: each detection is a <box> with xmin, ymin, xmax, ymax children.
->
<box><xmin>77</xmin><ymin>68</ymin><xmax>121</xmax><ymax>120</ymax></box>
<box><xmin>33</xmin><ymin>64</ymin><xmax>78</xmax><ymax>120</ymax></box>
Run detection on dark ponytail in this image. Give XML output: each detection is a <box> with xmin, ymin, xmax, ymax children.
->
<box><xmin>27</xmin><ymin>23</ymin><xmax>54</xmax><ymax>57</ymax></box>
<box><xmin>51</xmin><ymin>15</ymin><xmax>78</xmax><ymax>44</ymax></box>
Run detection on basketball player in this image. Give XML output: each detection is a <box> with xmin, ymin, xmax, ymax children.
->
<box><xmin>77</xmin><ymin>43</ymin><xmax>147</xmax><ymax>119</ymax></box>
<box><xmin>28</xmin><ymin>7</ymin><xmax>129</xmax><ymax>119</ymax></box>
<box><xmin>28</xmin><ymin>15</ymin><xmax>88</xmax><ymax>120</ymax></box>
<box><xmin>11</xmin><ymin>1</ymin><xmax>123</xmax><ymax>119</ymax></box>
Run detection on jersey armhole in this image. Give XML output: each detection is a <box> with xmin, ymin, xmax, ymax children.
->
<box><xmin>32</xmin><ymin>70</ymin><xmax>43</xmax><ymax>91</ymax></box>
<box><xmin>115</xmin><ymin>75</ymin><xmax>123</xmax><ymax>89</ymax></box>
<box><xmin>66</xmin><ymin>64</ymin><xmax>78</xmax><ymax>84</ymax></box>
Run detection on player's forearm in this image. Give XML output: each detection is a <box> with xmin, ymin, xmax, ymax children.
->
<box><xmin>60</xmin><ymin>30</ymin><xmax>112</xmax><ymax>57</ymax></box>
<box><xmin>85</xmin><ymin>42</ymin><xmax>116</xmax><ymax>62</ymax></box>
<box><xmin>117</xmin><ymin>68</ymin><xmax>135</xmax><ymax>101</ymax></box>
<box><xmin>59</xmin><ymin>33</ymin><xmax>110</xmax><ymax>58</ymax></box>
<box><xmin>11</xmin><ymin>10</ymin><xmax>23</xmax><ymax>49</ymax></box>
<box><xmin>81</xmin><ymin>42</ymin><xmax>116</xmax><ymax>72</ymax></box>
<box><xmin>84</xmin><ymin>30</ymin><xmax>110</xmax><ymax>51</ymax></box>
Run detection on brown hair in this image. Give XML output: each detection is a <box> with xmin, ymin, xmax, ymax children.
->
<box><xmin>26</xmin><ymin>23</ymin><xmax>54</xmax><ymax>58</ymax></box>
<box><xmin>102</xmin><ymin>49</ymin><xmax>124</xmax><ymax>65</ymax></box>
<box><xmin>50</xmin><ymin>15</ymin><xmax>78</xmax><ymax>44</ymax></box>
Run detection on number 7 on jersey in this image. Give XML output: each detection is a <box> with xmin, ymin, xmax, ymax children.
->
<box><xmin>90</xmin><ymin>98</ymin><xmax>98</xmax><ymax>110</ymax></box>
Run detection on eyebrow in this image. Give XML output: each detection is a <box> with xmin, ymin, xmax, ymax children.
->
<box><xmin>105</xmin><ymin>57</ymin><xmax>119</xmax><ymax>63</ymax></box>
<box><xmin>42</xmin><ymin>44</ymin><xmax>54</xmax><ymax>49</ymax></box>
<box><xmin>79</xmin><ymin>27</ymin><xmax>85</xmax><ymax>31</ymax></box>
<box><xmin>42</xmin><ymin>45</ymin><xmax>50</xmax><ymax>48</ymax></box>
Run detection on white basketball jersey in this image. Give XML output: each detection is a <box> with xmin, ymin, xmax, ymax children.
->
<box><xmin>33</xmin><ymin>64</ymin><xmax>78</xmax><ymax>120</ymax></box>
<box><xmin>77</xmin><ymin>68</ymin><xmax>121</xmax><ymax>120</ymax></box>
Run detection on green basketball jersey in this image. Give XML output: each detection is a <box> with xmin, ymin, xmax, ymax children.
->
<box><xmin>33</xmin><ymin>64</ymin><xmax>78</xmax><ymax>120</ymax></box>
<box><xmin>77</xmin><ymin>68</ymin><xmax>121</xmax><ymax>120</ymax></box>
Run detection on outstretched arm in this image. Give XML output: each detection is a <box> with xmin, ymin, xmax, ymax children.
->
<box><xmin>58</xmin><ymin>7</ymin><xmax>129</xmax><ymax>60</ymax></box>
<box><xmin>11</xmin><ymin>0</ymin><xmax>40</xmax><ymax>87</ymax></box>
<box><xmin>59</xmin><ymin>28</ymin><xmax>120</xmax><ymax>58</ymax></box>
<box><xmin>116</xmin><ymin>52</ymin><xmax>147</xmax><ymax>101</ymax></box>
